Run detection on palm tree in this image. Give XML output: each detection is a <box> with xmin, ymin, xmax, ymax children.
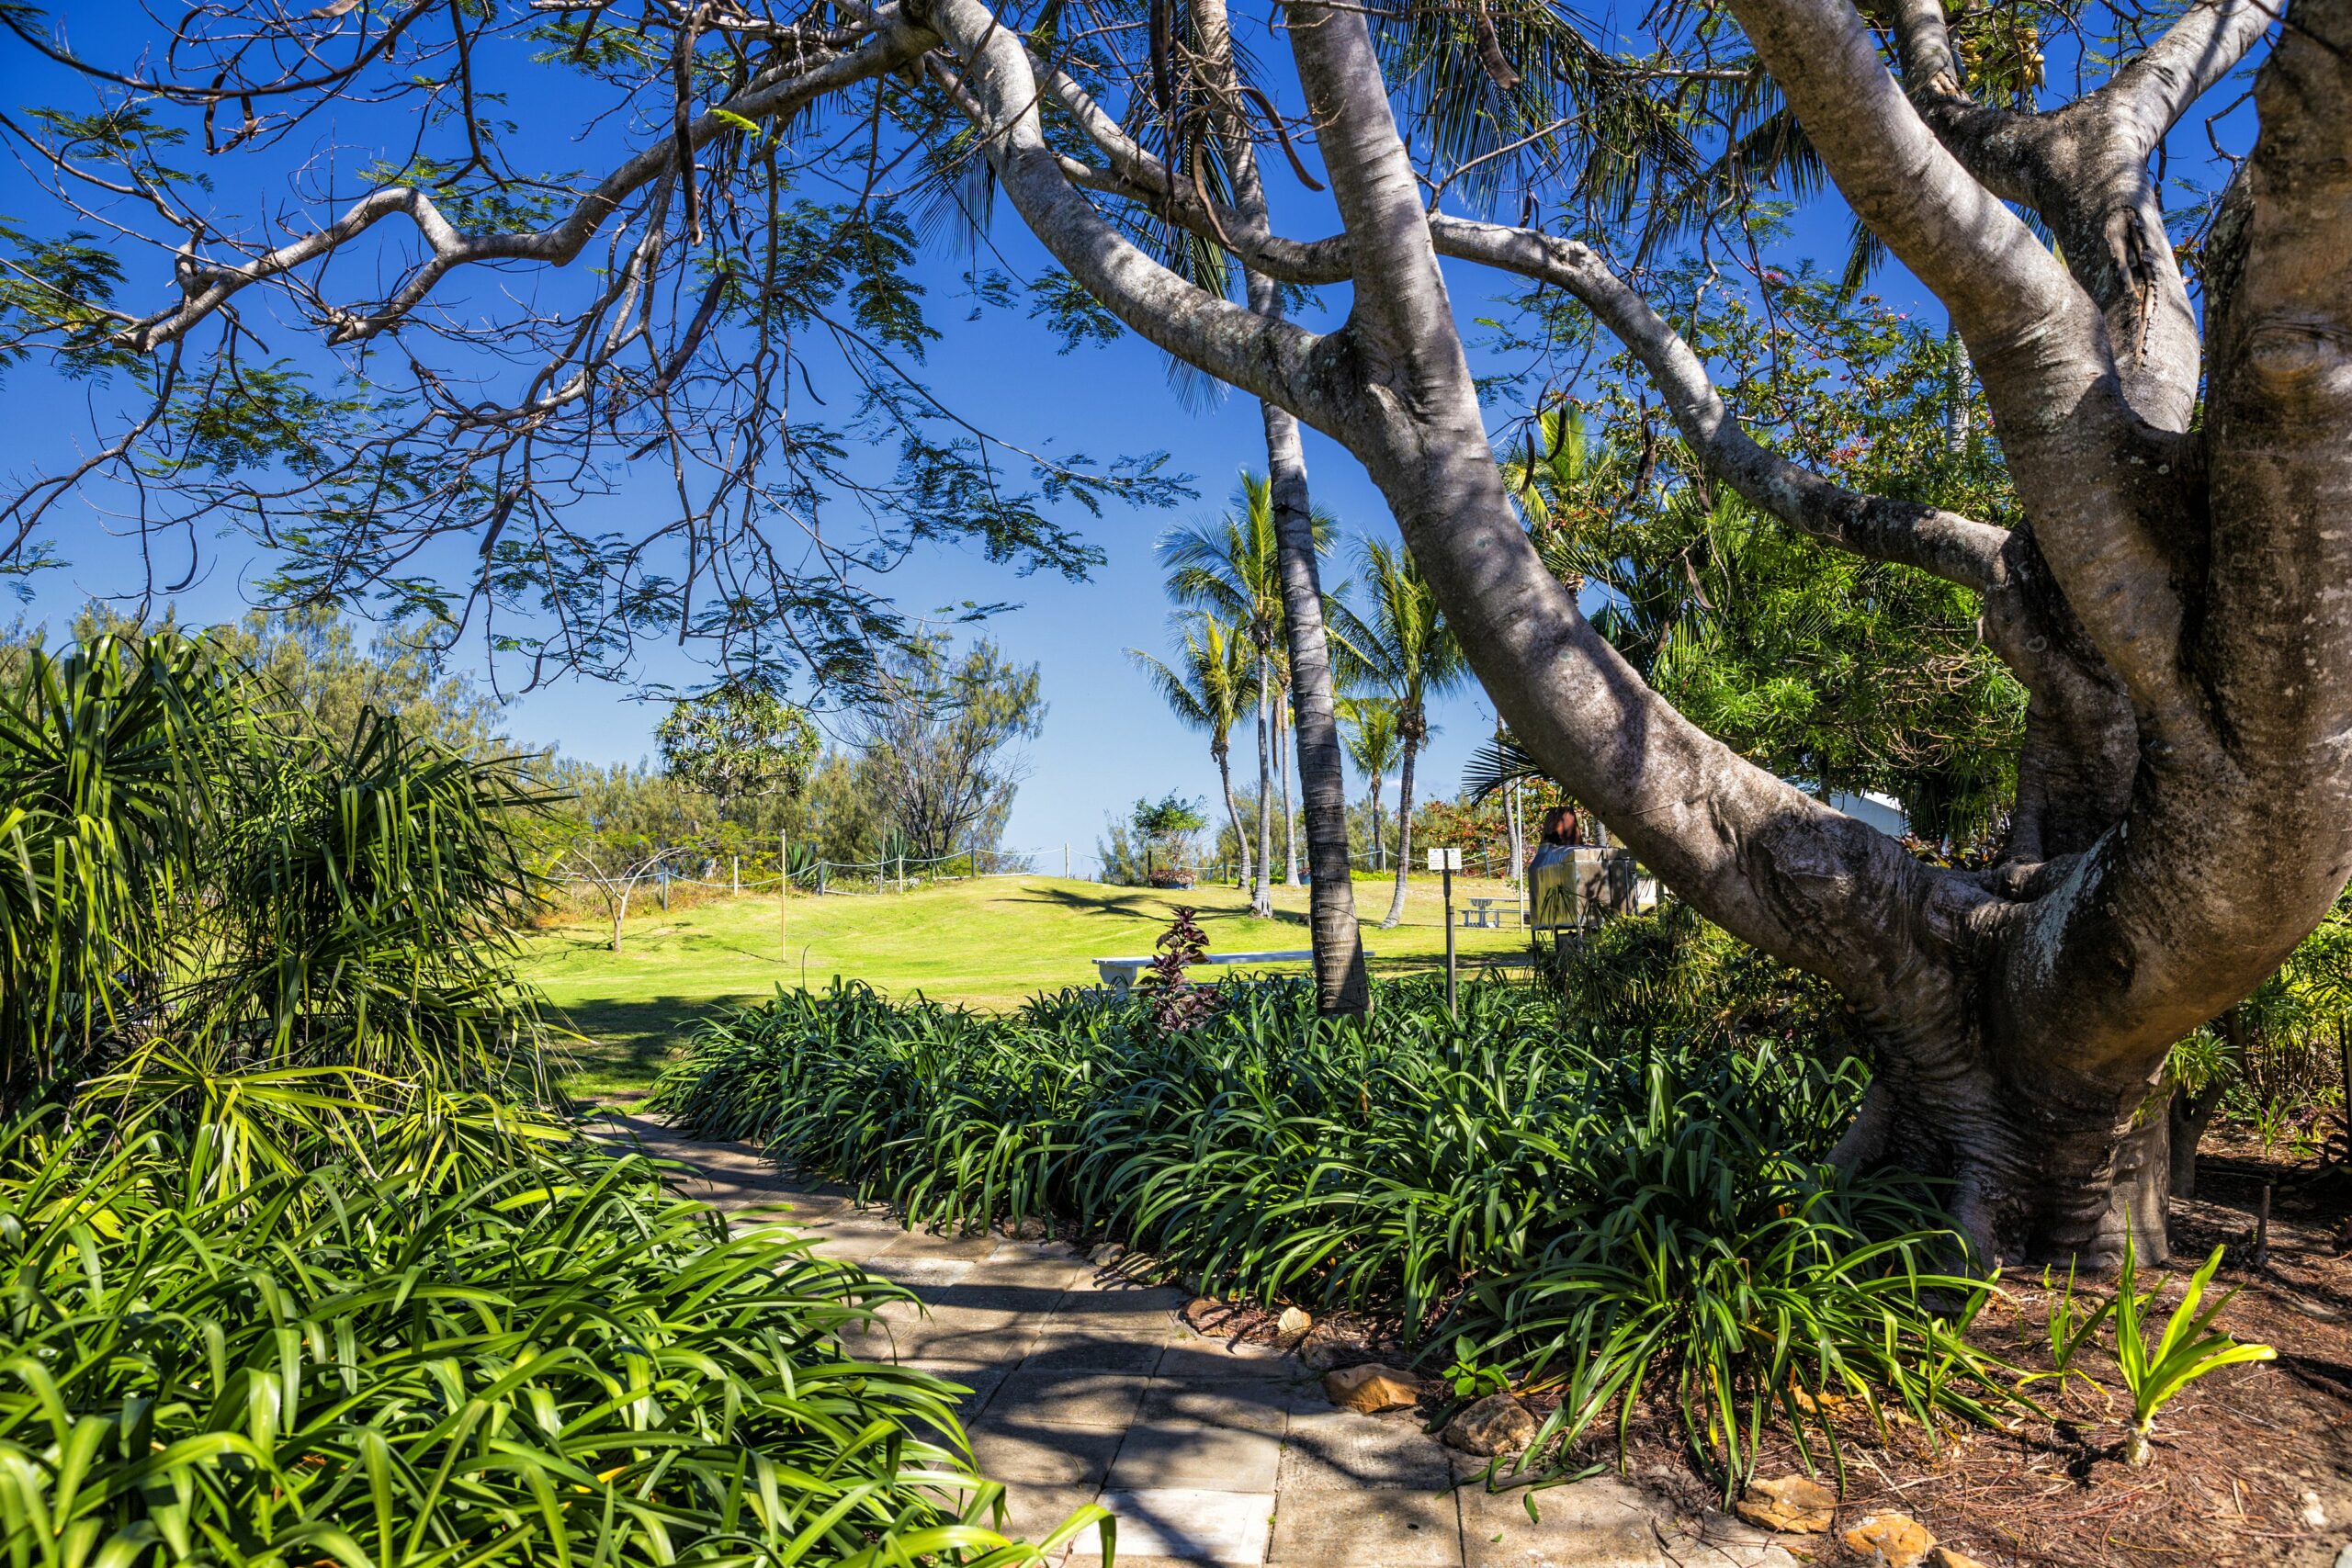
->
<box><xmin>1127</xmin><ymin>615</ymin><xmax>1260</xmax><ymax>891</ymax></box>
<box><xmin>1329</xmin><ymin>537</ymin><xmax>1470</xmax><ymax>928</ymax></box>
<box><xmin>1158</xmin><ymin>473</ymin><xmax>1334</xmax><ymax>919</ymax></box>
<box><xmin>1336</xmin><ymin>694</ymin><xmax>1400</xmax><ymax>872</ymax></box>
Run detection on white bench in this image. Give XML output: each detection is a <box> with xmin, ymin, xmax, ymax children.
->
<box><xmin>1094</xmin><ymin>949</ymin><xmax>1374</xmax><ymax>994</ymax></box>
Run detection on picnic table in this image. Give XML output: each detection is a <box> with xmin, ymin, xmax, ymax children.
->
<box><xmin>1460</xmin><ymin>897</ymin><xmax>1515</xmax><ymax>930</ymax></box>
<box><xmin>1093</xmin><ymin>949</ymin><xmax>1375</xmax><ymax>994</ymax></box>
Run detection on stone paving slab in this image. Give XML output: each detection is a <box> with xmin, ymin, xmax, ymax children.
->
<box><xmin>1107</xmin><ymin>1419</ymin><xmax>1283</xmax><ymax>1493</ymax></box>
<box><xmin>1272</xmin><ymin>1484</ymin><xmax>1464</xmax><ymax>1567</ymax></box>
<box><xmin>602</xmin><ymin>1110</ymin><xmax>1798</xmax><ymax>1568</ymax></box>
<box><xmin>1076</xmin><ymin>1487</ymin><xmax>1275</xmax><ymax>1562</ymax></box>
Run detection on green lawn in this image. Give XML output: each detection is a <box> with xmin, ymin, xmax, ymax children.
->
<box><xmin>525</xmin><ymin>872</ymin><xmax>1541</xmax><ymax>1096</ymax></box>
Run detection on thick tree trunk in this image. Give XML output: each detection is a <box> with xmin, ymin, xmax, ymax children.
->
<box><xmin>1384</xmin><ymin>739</ymin><xmax>1417</xmax><ymax>929</ymax></box>
<box><xmin>2168</xmin><ymin>1083</ymin><xmax>2222</xmax><ymax>1201</ymax></box>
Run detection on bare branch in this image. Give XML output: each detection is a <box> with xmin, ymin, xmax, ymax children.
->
<box><xmin>111</xmin><ymin>13</ymin><xmax>933</xmax><ymax>353</ymax></box>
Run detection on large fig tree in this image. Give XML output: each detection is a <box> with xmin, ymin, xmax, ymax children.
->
<box><xmin>2</xmin><ymin>0</ymin><xmax>2344</xmax><ymax>1260</ymax></box>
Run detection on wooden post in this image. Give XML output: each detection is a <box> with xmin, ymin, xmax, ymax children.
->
<box><xmin>1064</xmin><ymin>843</ymin><xmax>1070</xmax><ymax>879</ymax></box>
<box><xmin>780</xmin><ymin>828</ymin><xmax>789</xmax><ymax>962</ymax></box>
<box><xmin>2255</xmin><ymin>1182</ymin><xmax>2273</xmax><ymax>1270</ymax></box>
<box><xmin>897</xmin><ymin>852</ymin><xmax>905</xmax><ymax>891</ymax></box>
<box><xmin>2339</xmin><ymin>1017</ymin><xmax>2350</xmax><ymax>1164</ymax></box>
<box><xmin>731</xmin><ymin>853</ymin><xmax>740</xmax><ymax>897</ymax></box>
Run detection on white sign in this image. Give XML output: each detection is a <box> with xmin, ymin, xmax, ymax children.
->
<box><xmin>1426</xmin><ymin>847</ymin><xmax>1462</xmax><ymax>872</ymax></box>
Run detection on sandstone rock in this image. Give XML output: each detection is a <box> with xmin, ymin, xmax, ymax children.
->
<box><xmin>1441</xmin><ymin>1393</ymin><xmax>1536</xmax><ymax>1456</ymax></box>
<box><xmin>1088</xmin><ymin>1241</ymin><xmax>1126</xmax><ymax>1266</ymax></box>
<box><xmin>1295</xmin><ymin>1322</ymin><xmax>1373</xmax><ymax>1371</ymax></box>
<box><xmin>1733</xmin><ymin>1475</ymin><xmax>1838</xmax><ymax>1535</ymax></box>
<box><xmin>1842</xmin><ymin>1512</ymin><xmax>1936</xmax><ymax>1568</ymax></box>
<box><xmin>1323</xmin><ymin>1362</ymin><xmax>1421</xmax><ymax>1414</ymax></box>
<box><xmin>1275</xmin><ymin>1305</ymin><xmax>1313</xmax><ymax>1340</ymax></box>
<box><xmin>1926</xmin><ymin>1548</ymin><xmax>1988</xmax><ymax>1568</ymax></box>
<box><xmin>999</xmin><ymin>1214</ymin><xmax>1048</xmax><ymax>1240</ymax></box>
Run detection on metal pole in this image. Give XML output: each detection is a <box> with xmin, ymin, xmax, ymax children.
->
<box><xmin>1443</xmin><ymin>859</ymin><xmax>1457</xmax><ymax>1017</ymax></box>
<box><xmin>779</xmin><ymin>829</ymin><xmax>789</xmax><ymax>961</ymax></box>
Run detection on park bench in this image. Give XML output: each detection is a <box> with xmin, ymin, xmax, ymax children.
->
<box><xmin>1093</xmin><ymin>949</ymin><xmax>1374</xmax><ymax>995</ymax></box>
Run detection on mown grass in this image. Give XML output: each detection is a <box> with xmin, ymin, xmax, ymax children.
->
<box><xmin>525</xmin><ymin>873</ymin><xmax>1538</xmax><ymax>1096</ymax></box>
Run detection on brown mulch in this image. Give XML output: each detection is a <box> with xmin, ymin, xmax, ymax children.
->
<box><xmin>1183</xmin><ymin>1140</ymin><xmax>2352</xmax><ymax>1568</ymax></box>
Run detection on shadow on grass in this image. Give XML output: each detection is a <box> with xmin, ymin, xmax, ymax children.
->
<box><xmin>1009</xmin><ymin>882</ymin><xmax>1313</xmax><ymax>931</ymax></box>
<box><xmin>548</xmin><ymin>992</ymin><xmax>774</xmax><ymax>1100</ymax></box>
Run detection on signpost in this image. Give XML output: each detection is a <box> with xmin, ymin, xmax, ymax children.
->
<box><xmin>1429</xmin><ymin>846</ymin><xmax>1463</xmax><ymax>1014</ymax></box>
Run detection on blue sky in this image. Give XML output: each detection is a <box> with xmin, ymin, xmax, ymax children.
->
<box><xmin>0</xmin><ymin>6</ymin><xmax>2257</xmax><ymax>873</ymax></box>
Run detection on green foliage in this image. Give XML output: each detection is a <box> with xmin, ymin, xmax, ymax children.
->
<box><xmin>1542</xmin><ymin>900</ymin><xmax>1860</xmax><ymax>1060</ymax></box>
<box><xmin>1498</xmin><ymin>276</ymin><xmax>2026</xmax><ymax>848</ymax></box>
<box><xmin>1131</xmin><ymin>791</ymin><xmax>1209</xmax><ymax>850</ymax></box>
<box><xmin>0</xmin><ymin>628</ymin><xmax>548</xmax><ymax>1114</ymax></box>
<box><xmin>2033</xmin><ymin>1258</ymin><xmax>2114</xmax><ymax>1394</ymax></box>
<box><xmin>0</xmin><ymin>627</ymin><xmax>1090</xmax><ymax>1566</ymax></box>
<box><xmin>0</xmin><ymin>1107</ymin><xmax>1096</xmax><ymax>1566</ymax></box>
<box><xmin>2111</xmin><ymin>1235</ymin><xmax>2276</xmax><ymax>1466</ymax></box>
<box><xmin>657</xmin><ymin>681</ymin><xmax>820</xmax><ymax>818</ymax></box>
<box><xmin>849</xmin><ymin>635</ymin><xmax>1044</xmax><ymax>862</ymax></box>
<box><xmin>648</xmin><ymin>976</ymin><xmax>2014</xmax><ymax>1484</ymax></box>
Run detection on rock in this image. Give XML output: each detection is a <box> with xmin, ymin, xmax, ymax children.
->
<box><xmin>1088</xmin><ymin>1241</ymin><xmax>1126</xmax><ymax>1266</ymax></box>
<box><xmin>1275</xmin><ymin>1305</ymin><xmax>1313</xmax><ymax>1340</ymax></box>
<box><xmin>1733</xmin><ymin>1475</ymin><xmax>1838</xmax><ymax>1535</ymax></box>
<box><xmin>1842</xmin><ymin>1512</ymin><xmax>1936</xmax><ymax>1568</ymax></box>
<box><xmin>1323</xmin><ymin>1362</ymin><xmax>1422</xmax><ymax>1414</ymax></box>
<box><xmin>2300</xmin><ymin>1490</ymin><xmax>2327</xmax><ymax>1530</ymax></box>
<box><xmin>1295</xmin><ymin>1322</ymin><xmax>1373</xmax><ymax>1371</ymax></box>
<box><xmin>1441</xmin><ymin>1393</ymin><xmax>1536</xmax><ymax>1456</ymax></box>
<box><xmin>1927</xmin><ymin>1549</ymin><xmax>1987</xmax><ymax>1568</ymax></box>
<box><xmin>999</xmin><ymin>1214</ymin><xmax>1048</xmax><ymax>1240</ymax></box>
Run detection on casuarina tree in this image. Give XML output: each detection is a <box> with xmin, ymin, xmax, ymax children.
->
<box><xmin>4</xmin><ymin>0</ymin><xmax>2346</xmax><ymax>1262</ymax></box>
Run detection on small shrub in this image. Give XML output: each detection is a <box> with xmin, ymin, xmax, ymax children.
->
<box><xmin>2111</xmin><ymin>1231</ymin><xmax>2276</xmax><ymax>1466</ymax></box>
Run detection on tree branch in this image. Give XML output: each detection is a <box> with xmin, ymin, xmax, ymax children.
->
<box><xmin>920</xmin><ymin>0</ymin><xmax>1320</xmax><ymax>413</ymax></box>
<box><xmin>1727</xmin><ymin>0</ymin><xmax>2201</xmax><ymax>737</ymax></box>
<box><xmin>1429</xmin><ymin>216</ymin><xmax>2009</xmax><ymax>592</ymax></box>
<box><xmin>111</xmin><ymin>13</ymin><xmax>934</xmax><ymax>353</ymax></box>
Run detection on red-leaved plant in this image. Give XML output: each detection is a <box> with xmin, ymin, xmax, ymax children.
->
<box><xmin>1138</xmin><ymin>906</ymin><xmax>1219</xmax><ymax>1032</ymax></box>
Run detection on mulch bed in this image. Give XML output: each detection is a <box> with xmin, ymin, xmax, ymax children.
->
<box><xmin>1179</xmin><ymin>1136</ymin><xmax>2352</xmax><ymax>1567</ymax></box>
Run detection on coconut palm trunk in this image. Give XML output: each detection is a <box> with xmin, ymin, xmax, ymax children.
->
<box><xmin>1278</xmin><ymin>695</ymin><xmax>1300</xmax><ymax>886</ymax></box>
<box><xmin>1186</xmin><ymin>0</ymin><xmax>1364</xmax><ymax>1010</ymax></box>
<box><xmin>1252</xmin><ymin>649</ymin><xmax>1274</xmax><ymax>919</ymax></box>
<box><xmin>1385</xmin><ymin>736</ymin><xmax>1419</xmax><ymax>929</ymax></box>
<box><xmin>1217</xmin><ymin>739</ymin><xmax>1250</xmax><ymax>891</ymax></box>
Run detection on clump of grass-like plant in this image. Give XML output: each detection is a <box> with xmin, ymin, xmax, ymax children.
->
<box><xmin>650</xmin><ymin>971</ymin><xmax>2022</xmax><ymax>1486</ymax></box>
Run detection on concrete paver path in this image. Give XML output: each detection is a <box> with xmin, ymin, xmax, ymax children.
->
<box><xmin>601</xmin><ymin>1112</ymin><xmax>1798</xmax><ymax>1568</ymax></box>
